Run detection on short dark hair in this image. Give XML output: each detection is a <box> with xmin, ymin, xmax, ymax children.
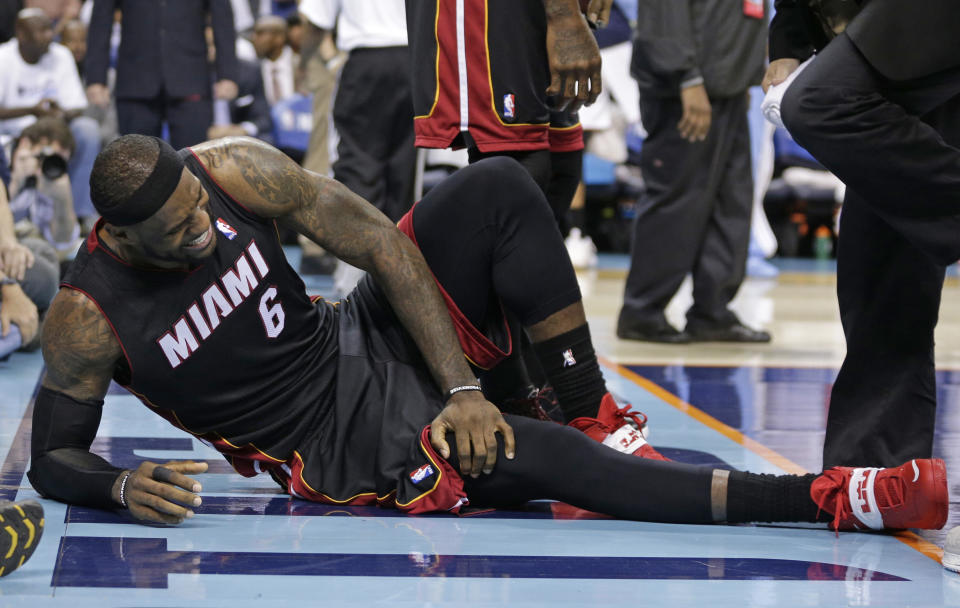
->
<box><xmin>89</xmin><ymin>134</ymin><xmax>161</xmax><ymax>219</ymax></box>
<box><xmin>20</xmin><ymin>117</ymin><xmax>75</xmax><ymax>155</ymax></box>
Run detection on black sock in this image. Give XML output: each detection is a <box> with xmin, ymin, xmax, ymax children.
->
<box><xmin>532</xmin><ymin>324</ymin><xmax>606</xmax><ymax>420</ymax></box>
<box><xmin>726</xmin><ymin>471</ymin><xmax>827</xmax><ymax>523</ymax></box>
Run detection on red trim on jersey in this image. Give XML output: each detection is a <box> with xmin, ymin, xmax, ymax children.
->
<box><xmin>397</xmin><ymin>205</ymin><xmax>511</xmax><ymax>370</ymax></box>
<box><xmin>549</xmin><ymin>124</ymin><xmax>586</xmax><ymax>153</ymax></box>
<box><xmin>123</xmin><ymin>384</ymin><xmax>288</xmax><ymax>477</ymax></box>
<box><xmin>58</xmin><ymin>284</ymin><xmax>135</xmax><ymax>383</ymax></box>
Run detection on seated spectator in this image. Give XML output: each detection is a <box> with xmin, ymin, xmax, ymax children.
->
<box><xmin>0</xmin><ymin>138</ymin><xmax>59</xmax><ymax>360</ymax></box>
<box><xmin>6</xmin><ymin>117</ymin><xmax>82</xmax><ymax>260</ymax></box>
<box><xmin>206</xmin><ymin>27</ymin><xmax>274</xmax><ymax>144</ymax></box>
<box><xmin>0</xmin><ymin>9</ymin><xmax>100</xmax><ymax>224</ymax></box>
<box><xmin>24</xmin><ymin>0</ymin><xmax>81</xmax><ymax>37</ymax></box>
<box><xmin>286</xmin><ymin>13</ymin><xmax>303</xmax><ymax>56</ymax></box>
<box><xmin>60</xmin><ymin>17</ymin><xmax>86</xmax><ymax>76</ymax></box>
<box><xmin>253</xmin><ymin>15</ymin><xmax>298</xmax><ymax>106</ymax></box>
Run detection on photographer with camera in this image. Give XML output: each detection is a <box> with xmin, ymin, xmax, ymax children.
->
<box><xmin>0</xmin><ymin>8</ymin><xmax>100</xmax><ymax>226</ymax></box>
<box><xmin>6</xmin><ymin>118</ymin><xmax>81</xmax><ymax>262</ymax></box>
<box><xmin>0</xmin><ymin>128</ymin><xmax>59</xmax><ymax>360</ymax></box>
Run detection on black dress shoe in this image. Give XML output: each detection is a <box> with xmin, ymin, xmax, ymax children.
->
<box><xmin>617</xmin><ymin>319</ymin><xmax>691</xmax><ymax>344</ymax></box>
<box><xmin>687</xmin><ymin>322</ymin><xmax>772</xmax><ymax>343</ymax></box>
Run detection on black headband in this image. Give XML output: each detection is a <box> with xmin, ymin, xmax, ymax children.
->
<box><xmin>98</xmin><ymin>137</ymin><xmax>185</xmax><ymax>226</ymax></box>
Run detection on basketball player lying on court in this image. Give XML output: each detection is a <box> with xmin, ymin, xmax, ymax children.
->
<box><xmin>28</xmin><ymin>135</ymin><xmax>947</xmax><ymax>533</ymax></box>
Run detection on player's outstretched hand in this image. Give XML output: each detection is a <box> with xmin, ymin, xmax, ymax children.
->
<box><xmin>430</xmin><ymin>394</ymin><xmax>516</xmax><ymax>479</ymax></box>
<box><xmin>117</xmin><ymin>460</ymin><xmax>208</xmax><ymax>525</ymax></box>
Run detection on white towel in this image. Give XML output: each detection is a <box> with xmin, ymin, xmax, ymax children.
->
<box><xmin>761</xmin><ymin>57</ymin><xmax>814</xmax><ymax>129</ymax></box>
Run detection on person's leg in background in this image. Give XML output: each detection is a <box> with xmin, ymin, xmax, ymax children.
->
<box><xmin>823</xmin><ymin>192</ymin><xmax>943</xmax><ymax>468</ymax></box>
<box><xmin>115</xmin><ymin>96</ymin><xmax>164</xmax><ymax>139</ymax></box>
<box><xmin>382</xmin><ymin>47</ymin><xmax>417</xmax><ymax>223</ymax></box>
<box><xmin>165</xmin><ymin>94</ymin><xmax>214</xmax><ymax>150</ymax></box>
<box><xmin>67</xmin><ymin>116</ymin><xmax>101</xmax><ymax>222</ymax></box>
<box><xmin>616</xmin><ymin>96</ymin><xmax>714</xmax><ymax>343</ymax></box>
<box><xmin>302</xmin><ymin>50</ymin><xmax>337</xmax><ymax>176</ymax></box>
<box><xmin>685</xmin><ymin>96</ymin><xmax>770</xmax><ymax>342</ymax></box>
<box><xmin>780</xmin><ymin>33</ymin><xmax>960</xmax><ymax>466</ymax></box>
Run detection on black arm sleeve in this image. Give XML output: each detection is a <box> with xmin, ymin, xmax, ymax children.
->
<box><xmin>27</xmin><ymin>386</ymin><xmax>124</xmax><ymax>510</ymax></box>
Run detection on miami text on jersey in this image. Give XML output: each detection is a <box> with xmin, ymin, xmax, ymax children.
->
<box><xmin>157</xmin><ymin>240</ymin><xmax>274</xmax><ymax>368</ymax></box>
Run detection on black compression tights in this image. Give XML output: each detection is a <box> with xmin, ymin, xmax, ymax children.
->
<box><xmin>411</xmin><ymin>157</ymin><xmax>582</xmax><ymax>329</ymax></box>
<box><xmin>448</xmin><ymin>415</ymin><xmax>716</xmax><ymax>523</ymax></box>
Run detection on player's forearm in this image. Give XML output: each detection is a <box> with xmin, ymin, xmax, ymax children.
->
<box><xmin>368</xmin><ymin>232</ymin><xmax>479</xmax><ymax>393</ymax></box>
<box><xmin>543</xmin><ymin>0</ymin><xmax>581</xmax><ymax>21</ymax></box>
<box><xmin>28</xmin><ymin>448</ymin><xmax>124</xmax><ymax>510</ymax></box>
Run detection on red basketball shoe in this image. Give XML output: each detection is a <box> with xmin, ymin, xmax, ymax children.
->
<box><xmin>567</xmin><ymin>393</ymin><xmax>670</xmax><ymax>460</ymax></box>
<box><xmin>810</xmin><ymin>458</ymin><xmax>948</xmax><ymax>532</ymax></box>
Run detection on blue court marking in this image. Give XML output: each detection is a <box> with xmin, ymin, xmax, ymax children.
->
<box><xmin>52</xmin><ymin>536</ymin><xmax>907</xmax><ymax>588</ymax></box>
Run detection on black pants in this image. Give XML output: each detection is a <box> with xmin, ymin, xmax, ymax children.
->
<box><xmin>333</xmin><ymin>46</ymin><xmax>416</xmax><ymax>222</ymax></box>
<box><xmin>782</xmin><ymin>34</ymin><xmax>960</xmax><ymax>467</ymax></box>
<box><xmin>117</xmin><ymin>93</ymin><xmax>213</xmax><ymax>150</ymax></box>
<box><xmin>620</xmin><ymin>94</ymin><xmax>753</xmax><ymax>329</ymax></box>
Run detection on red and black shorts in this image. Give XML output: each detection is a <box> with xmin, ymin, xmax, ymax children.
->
<box><xmin>408</xmin><ymin>0</ymin><xmax>584</xmax><ymax>153</ymax></box>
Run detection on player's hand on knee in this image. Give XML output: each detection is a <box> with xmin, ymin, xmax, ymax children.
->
<box><xmin>430</xmin><ymin>395</ymin><xmax>516</xmax><ymax>478</ymax></box>
<box><xmin>119</xmin><ymin>460</ymin><xmax>208</xmax><ymax>525</ymax></box>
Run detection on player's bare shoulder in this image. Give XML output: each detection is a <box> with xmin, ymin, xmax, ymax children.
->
<box><xmin>41</xmin><ymin>288</ymin><xmax>122</xmax><ymax>398</ymax></box>
<box><xmin>190</xmin><ymin>137</ymin><xmax>323</xmax><ymax>218</ymax></box>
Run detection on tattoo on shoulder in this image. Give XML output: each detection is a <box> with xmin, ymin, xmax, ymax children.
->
<box><xmin>196</xmin><ymin>138</ymin><xmax>323</xmax><ymax>216</ymax></box>
<box><xmin>42</xmin><ymin>289</ymin><xmax>121</xmax><ymax>395</ymax></box>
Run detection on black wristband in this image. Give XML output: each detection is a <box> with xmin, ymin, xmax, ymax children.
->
<box><xmin>444</xmin><ymin>383</ymin><xmax>483</xmax><ymax>402</ymax></box>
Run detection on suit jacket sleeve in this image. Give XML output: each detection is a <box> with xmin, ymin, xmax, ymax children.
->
<box><xmin>234</xmin><ymin>64</ymin><xmax>274</xmax><ymax>142</ymax></box>
<box><xmin>85</xmin><ymin>0</ymin><xmax>119</xmax><ymax>87</ymax></box>
<box><xmin>210</xmin><ymin>0</ymin><xmax>239</xmax><ymax>84</ymax></box>
<box><xmin>769</xmin><ymin>0</ymin><xmax>821</xmax><ymax>61</ymax></box>
<box><xmin>633</xmin><ymin>0</ymin><xmax>701</xmax><ymax>85</ymax></box>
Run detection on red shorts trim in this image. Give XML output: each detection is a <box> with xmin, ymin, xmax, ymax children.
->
<box><xmin>396</xmin><ymin>205</ymin><xmax>512</xmax><ymax>370</ymax></box>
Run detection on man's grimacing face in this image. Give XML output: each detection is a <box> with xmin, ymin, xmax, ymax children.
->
<box><xmin>124</xmin><ymin>169</ymin><xmax>219</xmax><ymax>265</ymax></box>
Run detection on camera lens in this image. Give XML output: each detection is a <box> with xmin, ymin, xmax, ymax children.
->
<box><xmin>40</xmin><ymin>153</ymin><xmax>68</xmax><ymax>180</ymax></box>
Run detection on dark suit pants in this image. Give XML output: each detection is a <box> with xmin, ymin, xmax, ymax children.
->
<box><xmin>332</xmin><ymin>46</ymin><xmax>416</xmax><ymax>222</ymax></box>
<box><xmin>619</xmin><ymin>94</ymin><xmax>753</xmax><ymax>329</ymax></box>
<box><xmin>117</xmin><ymin>93</ymin><xmax>214</xmax><ymax>150</ymax></box>
<box><xmin>782</xmin><ymin>33</ymin><xmax>960</xmax><ymax>467</ymax></box>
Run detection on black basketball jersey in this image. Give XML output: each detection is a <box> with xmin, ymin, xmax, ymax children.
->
<box><xmin>62</xmin><ymin>150</ymin><xmax>340</xmax><ymax>470</ymax></box>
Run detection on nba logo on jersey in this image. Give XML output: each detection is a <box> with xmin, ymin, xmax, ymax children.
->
<box><xmin>216</xmin><ymin>217</ymin><xmax>238</xmax><ymax>240</ymax></box>
<box><xmin>562</xmin><ymin>348</ymin><xmax>577</xmax><ymax>367</ymax></box>
<box><xmin>410</xmin><ymin>464</ymin><xmax>435</xmax><ymax>483</ymax></box>
<box><xmin>503</xmin><ymin>94</ymin><xmax>516</xmax><ymax>121</ymax></box>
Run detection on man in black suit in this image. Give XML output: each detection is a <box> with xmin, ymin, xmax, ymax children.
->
<box><xmin>85</xmin><ymin>0</ymin><xmax>239</xmax><ymax>150</ymax></box>
<box><xmin>764</xmin><ymin>0</ymin><xmax>960</xmax><ymax>468</ymax></box>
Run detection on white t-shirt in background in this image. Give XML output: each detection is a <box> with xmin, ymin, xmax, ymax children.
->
<box><xmin>0</xmin><ymin>40</ymin><xmax>87</xmax><ymax>136</ymax></box>
<box><xmin>299</xmin><ymin>0</ymin><xmax>407</xmax><ymax>52</ymax></box>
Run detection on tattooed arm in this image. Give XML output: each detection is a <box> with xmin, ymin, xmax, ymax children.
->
<box><xmin>543</xmin><ymin>0</ymin><xmax>602</xmax><ymax>111</ymax></box>
<box><xmin>29</xmin><ymin>289</ymin><xmax>207</xmax><ymax>523</ymax></box>
<box><xmin>192</xmin><ymin>137</ymin><xmax>515</xmax><ymax>477</ymax></box>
